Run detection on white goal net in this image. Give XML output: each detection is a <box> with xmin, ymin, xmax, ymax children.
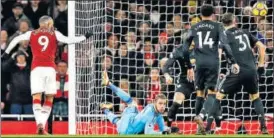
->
<box><xmin>69</xmin><ymin>0</ymin><xmax>274</xmax><ymax>135</ymax></box>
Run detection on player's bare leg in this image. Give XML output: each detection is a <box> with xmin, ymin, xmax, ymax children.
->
<box><xmin>32</xmin><ymin>93</ymin><xmax>45</xmax><ymax>135</ymax></box>
<box><xmin>100</xmin><ymin>102</ymin><xmax>120</xmax><ymax>124</ymax></box>
<box><xmin>250</xmin><ymin>93</ymin><xmax>268</xmax><ymax>134</ymax></box>
<box><xmin>194</xmin><ymin>90</ymin><xmax>206</xmax><ymax>135</ymax></box>
<box><xmin>167</xmin><ymin>92</ymin><xmax>184</xmax><ymax>127</ymax></box>
<box><xmin>102</xmin><ymin>70</ymin><xmax>133</xmax><ymax>104</ymax></box>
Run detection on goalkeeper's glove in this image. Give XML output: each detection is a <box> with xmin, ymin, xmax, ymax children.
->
<box><xmin>162</xmin><ymin>126</ymin><xmax>179</xmax><ymax>134</ymax></box>
<box><xmin>170</xmin><ymin>126</ymin><xmax>180</xmax><ymax>134</ymax></box>
<box><xmin>257</xmin><ymin>66</ymin><xmax>265</xmax><ymax>76</ymax></box>
<box><xmin>85</xmin><ymin>31</ymin><xmax>93</xmax><ymax>39</ymax></box>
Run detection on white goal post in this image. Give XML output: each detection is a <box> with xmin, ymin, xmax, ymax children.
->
<box><xmin>68</xmin><ymin>0</ymin><xmax>274</xmax><ymax>135</ymax></box>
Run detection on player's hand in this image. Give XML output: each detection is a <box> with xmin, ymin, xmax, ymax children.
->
<box><xmin>164</xmin><ymin>73</ymin><xmax>173</xmax><ymax>85</ymax></box>
<box><xmin>162</xmin><ymin>127</ymin><xmax>171</xmax><ymax>134</ymax></box>
<box><xmin>85</xmin><ymin>31</ymin><xmax>93</xmax><ymax>39</ymax></box>
<box><xmin>231</xmin><ymin>64</ymin><xmax>240</xmax><ymax>74</ymax></box>
<box><xmin>1</xmin><ymin>52</ymin><xmax>9</xmax><ymax>60</ymax></box>
<box><xmin>257</xmin><ymin>64</ymin><xmax>265</xmax><ymax>76</ymax></box>
<box><xmin>187</xmin><ymin>68</ymin><xmax>194</xmax><ymax>82</ymax></box>
<box><xmin>219</xmin><ymin>73</ymin><xmax>226</xmax><ymax>80</ymax></box>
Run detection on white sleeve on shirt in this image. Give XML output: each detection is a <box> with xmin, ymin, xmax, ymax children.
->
<box><xmin>5</xmin><ymin>31</ymin><xmax>32</xmax><ymax>54</ymax></box>
<box><xmin>55</xmin><ymin>30</ymin><xmax>86</xmax><ymax>44</ymax></box>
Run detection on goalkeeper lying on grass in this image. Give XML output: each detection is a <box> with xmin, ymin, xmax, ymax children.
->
<box><xmin>100</xmin><ymin>71</ymin><xmax>179</xmax><ymax>135</ymax></box>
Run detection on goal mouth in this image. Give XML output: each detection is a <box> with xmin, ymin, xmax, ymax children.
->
<box><xmin>69</xmin><ymin>0</ymin><xmax>274</xmax><ymax>135</ymax></box>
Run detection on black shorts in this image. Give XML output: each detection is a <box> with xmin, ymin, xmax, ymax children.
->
<box><xmin>175</xmin><ymin>77</ymin><xmax>195</xmax><ymax>97</ymax></box>
<box><xmin>195</xmin><ymin>67</ymin><xmax>218</xmax><ymax>91</ymax></box>
<box><xmin>220</xmin><ymin>72</ymin><xmax>258</xmax><ymax>94</ymax></box>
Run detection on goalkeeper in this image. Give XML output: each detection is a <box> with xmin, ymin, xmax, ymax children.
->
<box><xmin>100</xmin><ymin>71</ymin><xmax>179</xmax><ymax>135</ymax></box>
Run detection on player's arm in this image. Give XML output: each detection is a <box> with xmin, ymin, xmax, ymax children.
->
<box><xmin>255</xmin><ymin>41</ymin><xmax>266</xmax><ymax>66</ymax></box>
<box><xmin>247</xmin><ymin>31</ymin><xmax>266</xmax><ymax>75</ymax></box>
<box><xmin>219</xmin><ymin>25</ymin><xmax>236</xmax><ymax>65</ymax></box>
<box><xmin>156</xmin><ymin>115</ymin><xmax>170</xmax><ymax>133</ymax></box>
<box><xmin>182</xmin><ymin>28</ymin><xmax>194</xmax><ymax>69</ymax></box>
<box><xmin>144</xmin><ymin>113</ymin><xmax>168</xmax><ymax>134</ymax></box>
<box><xmin>247</xmin><ymin>31</ymin><xmax>266</xmax><ymax>67</ymax></box>
<box><xmin>55</xmin><ymin>30</ymin><xmax>92</xmax><ymax>44</ymax></box>
<box><xmin>3</xmin><ymin>31</ymin><xmax>31</xmax><ymax>55</ymax></box>
<box><xmin>162</xmin><ymin>47</ymin><xmax>183</xmax><ymax>84</ymax></box>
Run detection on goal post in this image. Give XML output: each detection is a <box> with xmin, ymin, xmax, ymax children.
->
<box><xmin>68</xmin><ymin>0</ymin><xmax>274</xmax><ymax>135</ymax></box>
<box><xmin>68</xmin><ymin>0</ymin><xmax>107</xmax><ymax>135</ymax></box>
<box><xmin>68</xmin><ymin>0</ymin><xmax>76</xmax><ymax>135</ymax></box>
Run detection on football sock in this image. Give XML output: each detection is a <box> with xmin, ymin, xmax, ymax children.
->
<box><xmin>104</xmin><ymin>109</ymin><xmax>119</xmax><ymax>124</ymax></box>
<box><xmin>195</xmin><ymin>97</ymin><xmax>204</xmax><ymax>116</ymax></box>
<box><xmin>32</xmin><ymin>99</ymin><xmax>42</xmax><ymax>125</ymax></box>
<box><xmin>204</xmin><ymin>94</ymin><xmax>217</xmax><ymax>131</ymax></box>
<box><xmin>199</xmin><ymin>96</ymin><xmax>211</xmax><ymax>119</ymax></box>
<box><xmin>215</xmin><ymin>116</ymin><xmax>222</xmax><ymax>128</ymax></box>
<box><xmin>167</xmin><ymin>102</ymin><xmax>181</xmax><ymax>127</ymax></box>
<box><xmin>41</xmin><ymin>100</ymin><xmax>53</xmax><ymax>129</ymax></box>
<box><xmin>215</xmin><ymin>104</ymin><xmax>222</xmax><ymax>128</ymax></box>
<box><xmin>108</xmin><ymin>83</ymin><xmax>132</xmax><ymax>104</ymax></box>
<box><xmin>253</xmin><ymin>98</ymin><xmax>266</xmax><ymax>128</ymax></box>
<box><xmin>206</xmin><ymin>116</ymin><xmax>214</xmax><ymax>131</ymax></box>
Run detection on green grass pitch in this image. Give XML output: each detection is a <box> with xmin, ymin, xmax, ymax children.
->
<box><xmin>1</xmin><ymin>135</ymin><xmax>273</xmax><ymax>138</ymax></box>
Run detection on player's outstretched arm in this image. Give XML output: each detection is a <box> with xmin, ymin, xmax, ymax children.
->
<box><xmin>256</xmin><ymin>41</ymin><xmax>266</xmax><ymax>65</ymax></box>
<box><xmin>3</xmin><ymin>31</ymin><xmax>31</xmax><ymax>55</ymax></box>
<box><xmin>55</xmin><ymin>30</ymin><xmax>92</xmax><ymax>44</ymax></box>
<box><xmin>255</xmin><ymin>41</ymin><xmax>266</xmax><ymax>75</ymax></box>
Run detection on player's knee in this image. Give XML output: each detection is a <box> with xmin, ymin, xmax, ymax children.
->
<box><xmin>196</xmin><ymin>90</ymin><xmax>205</xmax><ymax>97</ymax></box>
<box><xmin>173</xmin><ymin>92</ymin><xmax>185</xmax><ymax>104</ymax></box>
<box><xmin>207</xmin><ymin>89</ymin><xmax>217</xmax><ymax>94</ymax></box>
<box><xmin>45</xmin><ymin>94</ymin><xmax>55</xmax><ymax>101</ymax></box>
<box><xmin>216</xmin><ymin>92</ymin><xmax>225</xmax><ymax>100</ymax></box>
<box><xmin>249</xmin><ymin>93</ymin><xmax>260</xmax><ymax>101</ymax></box>
<box><xmin>32</xmin><ymin>93</ymin><xmax>42</xmax><ymax>100</ymax></box>
<box><xmin>128</xmin><ymin>100</ymin><xmax>137</xmax><ymax>107</ymax></box>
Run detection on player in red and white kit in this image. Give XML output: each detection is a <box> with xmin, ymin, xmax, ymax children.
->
<box><xmin>2</xmin><ymin>16</ymin><xmax>92</xmax><ymax>134</ymax></box>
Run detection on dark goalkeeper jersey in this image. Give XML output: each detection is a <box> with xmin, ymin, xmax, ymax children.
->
<box><xmin>225</xmin><ymin>27</ymin><xmax>259</xmax><ymax>71</ymax></box>
<box><xmin>182</xmin><ymin>20</ymin><xmax>236</xmax><ymax>68</ymax></box>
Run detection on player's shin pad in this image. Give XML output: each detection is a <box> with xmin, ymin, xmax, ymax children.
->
<box><xmin>108</xmin><ymin>83</ymin><xmax>132</xmax><ymax>104</ymax></box>
<box><xmin>195</xmin><ymin>97</ymin><xmax>204</xmax><ymax>116</ymax></box>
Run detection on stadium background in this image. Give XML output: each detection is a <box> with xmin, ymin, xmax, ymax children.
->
<box><xmin>0</xmin><ymin>0</ymin><xmax>273</xmax><ymax>135</ymax></box>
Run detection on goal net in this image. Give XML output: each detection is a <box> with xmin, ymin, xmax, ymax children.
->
<box><xmin>69</xmin><ymin>0</ymin><xmax>274</xmax><ymax>135</ymax></box>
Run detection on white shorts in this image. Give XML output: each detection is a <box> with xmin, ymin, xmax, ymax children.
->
<box><xmin>31</xmin><ymin>67</ymin><xmax>57</xmax><ymax>95</ymax></box>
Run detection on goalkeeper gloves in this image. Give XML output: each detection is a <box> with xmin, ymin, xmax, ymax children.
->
<box><xmin>85</xmin><ymin>31</ymin><xmax>93</xmax><ymax>39</ymax></box>
<box><xmin>162</xmin><ymin>126</ymin><xmax>180</xmax><ymax>134</ymax></box>
<box><xmin>257</xmin><ymin>67</ymin><xmax>265</xmax><ymax>76</ymax></box>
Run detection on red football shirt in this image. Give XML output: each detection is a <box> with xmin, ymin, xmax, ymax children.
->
<box><xmin>29</xmin><ymin>28</ymin><xmax>57</xmax><ymax>70</ymax></box>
